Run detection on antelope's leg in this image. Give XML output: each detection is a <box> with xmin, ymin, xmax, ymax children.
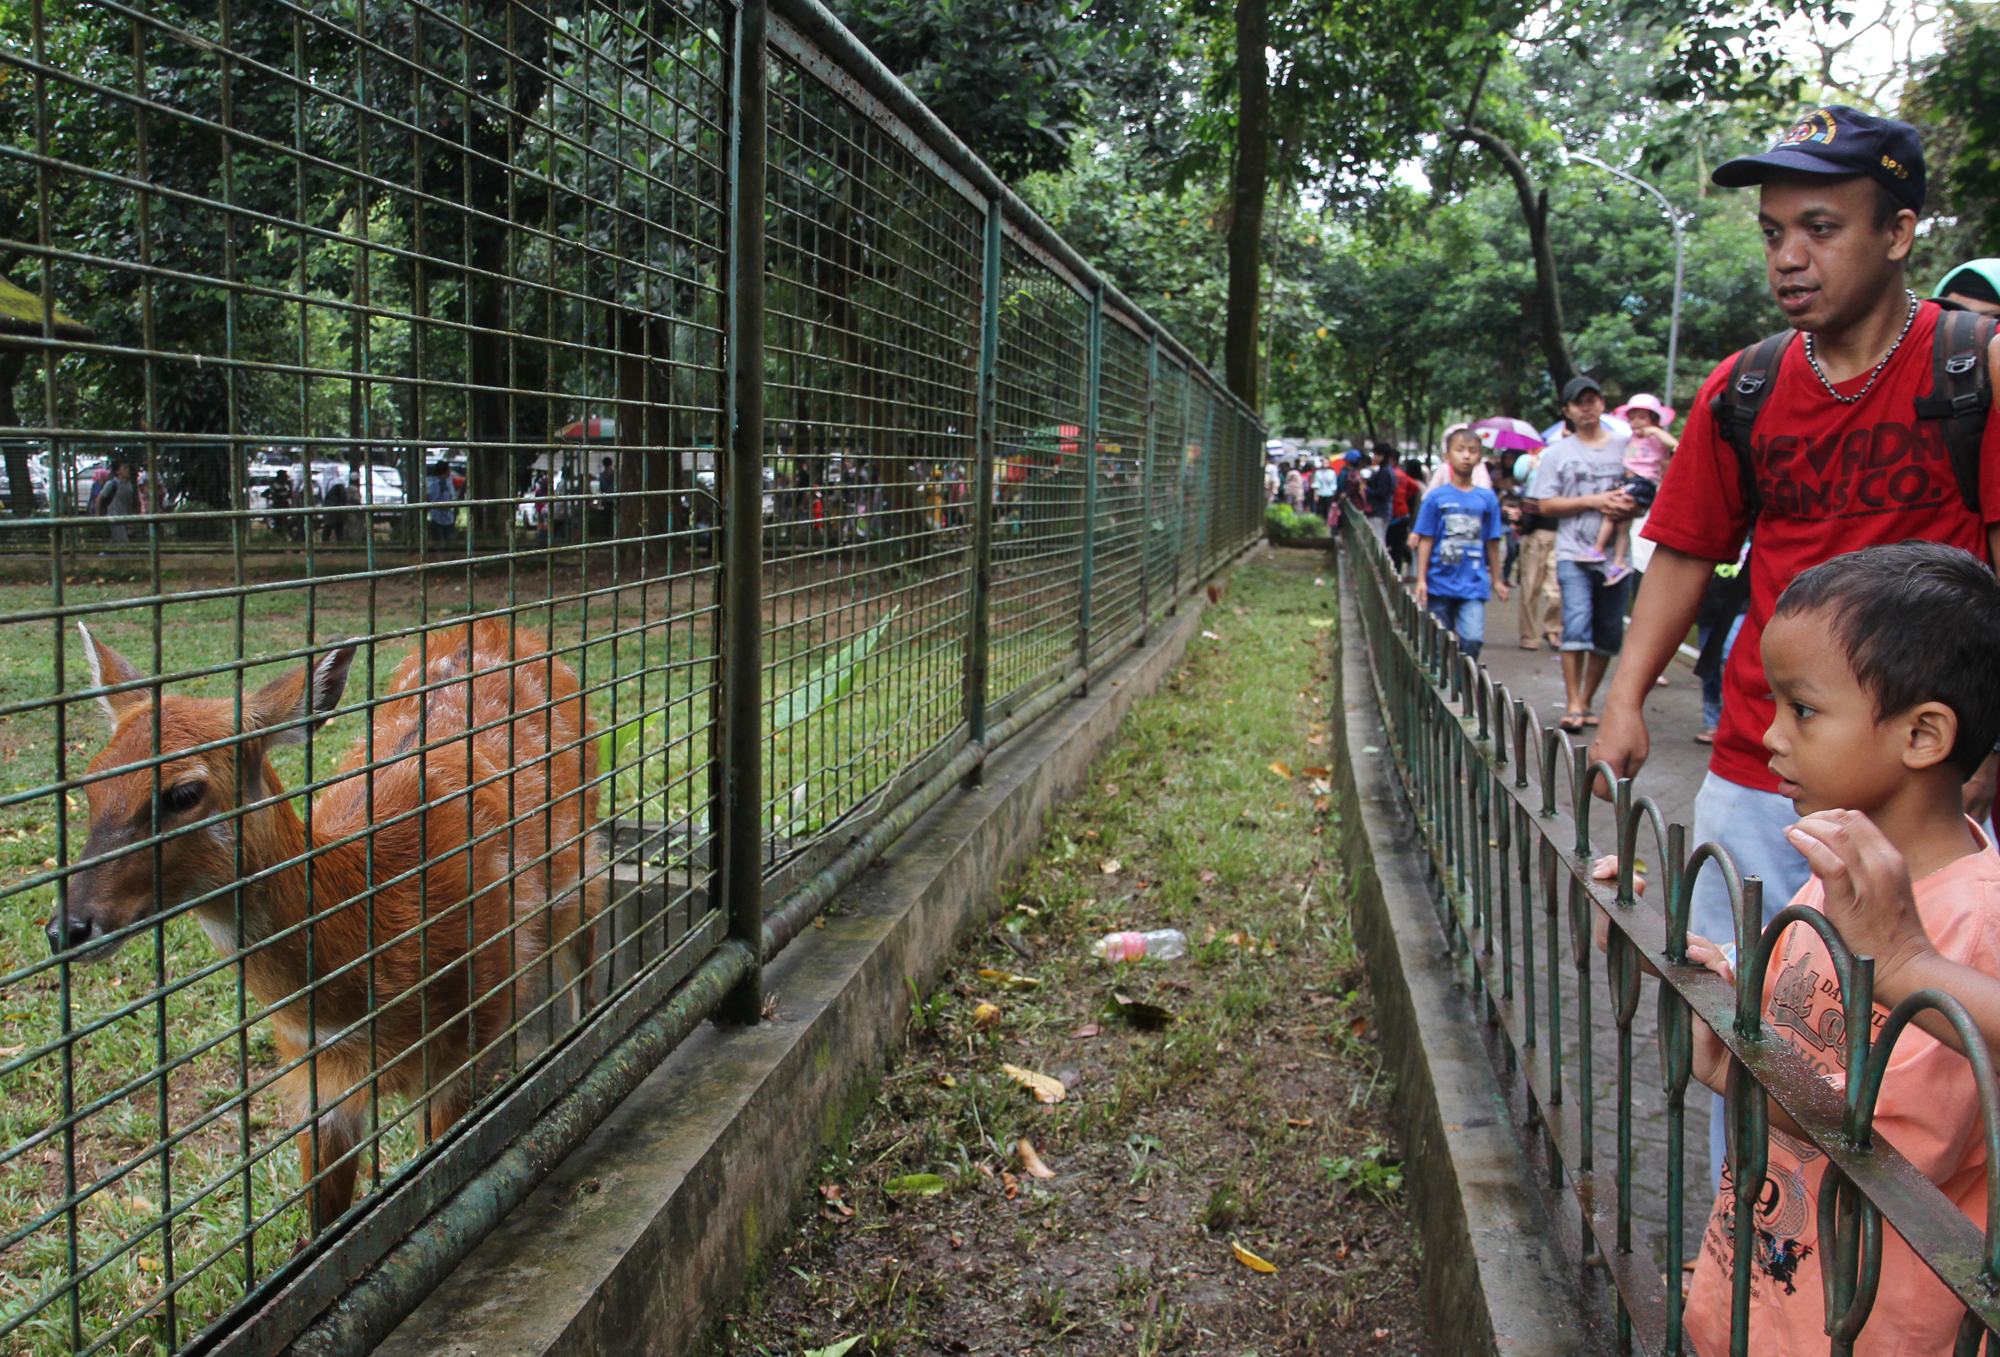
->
<box><xmin>295</xmin><ymin>1088</ymin><xmax>369</xmax><ymax>1233</ymax></box>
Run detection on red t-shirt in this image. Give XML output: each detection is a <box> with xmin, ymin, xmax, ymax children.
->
<box><xmin>1392</xmin><ymin>470</ymin><xmax>1423</xmax><ymax>519</ymax></box>
<box><xmin>1642</xmin><ymin>301</ymin><xmax>2000</xmax><ymax>793</ymax></box>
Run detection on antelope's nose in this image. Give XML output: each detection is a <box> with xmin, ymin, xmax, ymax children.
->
<box><xmin>46</xmin><ymin>913</ymin><xmax>99</xmax><ymax>955</ymax></box>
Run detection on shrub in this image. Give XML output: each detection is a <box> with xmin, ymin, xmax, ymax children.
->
<box><xmin>1264</xmin><ymin>502</ymin><xmax>1327</xmax><ymax>538</ymax></box>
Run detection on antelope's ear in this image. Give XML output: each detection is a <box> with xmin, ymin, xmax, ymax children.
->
<box><xmin>77</xmin><ymin>622</ymin><xmax>150</xmax><ymax>725</ymax></box>
<box><xmin>247</xmin><ymin>642</ymin><xmax>358</xmax><ymax>746</ymax></box>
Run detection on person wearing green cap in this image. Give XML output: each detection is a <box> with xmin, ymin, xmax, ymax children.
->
<box><xmin>1937</xmin><ymin>258</ymin><xmax>2000</xmax><ymax>317</ymax></box>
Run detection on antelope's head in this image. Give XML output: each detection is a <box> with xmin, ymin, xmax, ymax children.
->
<box><xmin>46</xmin><ymin>624</ymin><xmax>357</xmax><ymax>961</ymax></box>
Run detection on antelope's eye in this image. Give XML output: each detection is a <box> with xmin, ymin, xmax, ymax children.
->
<box><xmin>160</xmin><ymin>782</ymin><xmax>205</xmax><ymax>815</ymax></box>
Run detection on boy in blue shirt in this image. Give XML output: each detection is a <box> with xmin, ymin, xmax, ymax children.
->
<box><xmin>1413</xmin><ymin>428</ymin><xmax>1508</xmax><ymax>658</ymax></box>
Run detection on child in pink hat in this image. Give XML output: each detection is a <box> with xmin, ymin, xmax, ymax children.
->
<box><xmin>1576</xmin><ymin>392</ymin><xmax>1678</xmax><ymax>583</ymax></box>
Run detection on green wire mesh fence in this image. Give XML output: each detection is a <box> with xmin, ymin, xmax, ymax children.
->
<box><xmin>1344</xmin><ymin>510</ymin><xmax>2000</xmax><ymax>1356</ymax></box>
<box><xmin>0</xmin><ymin>0</ymin><xmax>1264</xmax><ymax>1350</ymax></box>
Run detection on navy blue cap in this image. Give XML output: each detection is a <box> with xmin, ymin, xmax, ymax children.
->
<box><xmin>1711</xmin><ymin>106</ymin><xmax>1924</xmax><ymax>214</ymax></box>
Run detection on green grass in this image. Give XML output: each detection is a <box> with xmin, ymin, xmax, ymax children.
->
<box><xmin>717</xmin><ymin>553</ymin><xmax>1419</xmax><ymax>1357</ymax></box>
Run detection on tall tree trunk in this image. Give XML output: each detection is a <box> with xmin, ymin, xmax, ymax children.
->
<box><xmin>1455</xmin><ymin>125</ymin><xmax>1579</xmax><ymax>391</ymax></box>
<box><xmin>0</xmin><ymin>347</ymin><xmax>27</xmax><ymax>516</ymax></box>
<box><xmin>1223</xmin><ymin>0</ymin><xmax>1269</xmax><ymax>410</ymax></box>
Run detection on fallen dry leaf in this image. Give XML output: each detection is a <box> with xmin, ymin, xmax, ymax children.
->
<box><xmin>1108</xmin><ymin>992</ymin><xmax>1175</xmax><ymax>1030</ymax></box>
<box><xmin>972</xmin><ymin>1002</ymin><xmax>1002</xmax><ymax>1030</ymax></box>
<box><xmin>950</xmin><ymin>1231</ymin><xmax>964</xmax><ymax>1250</ymax></box>
<box><xmin>1070</xmin><ymin>1022</ymin><xmax>1103</xmax><ymax>1039</ymax></box>
<box><xmin>1207</xmin><ymin>584</ymin><xmax>1221</xmax><ymax>604</ymax></box>
<box><xmin>1002</xmin><ymin>1171</ymin><xmax>1021</xmax><ymax>1199</ymax></box>
<box><xmin>1372</xmin><ymin>1329</ymin><xmax>1391</xmax><ymax>1342</ymax></box>
<box><xmin>1232</xmin><ymin>1242</ymin><xmax>1278</xmax><ymax>1273</ymax></box>
<box><xmin>819</xmin><ymin>1183</ymin><xmax>855</xmax><ymax>1218</ymax></box>
<box><xmin>1099</xmin><ymin>857</ymin><xmax>1122</xmax><ymax>875</ymax></box>
<box><xmin>1301</xmin><ymin>766</ymin><xmax>1331</xmax><ymax>779</ymax></box>
<box><xmin>1000</xmin><ymin>1062</ymin><xmax>1067</xmax><ymax>1104</ymax></box>
<box><xmin>0</xmin><ymin>1043</ymin><xmax>24</xmax><ymax>1060</ymax></box>
<box><xmin>1103</xmin><ymin>782</ymin><xmax>1119</xmax><ymax>798</ymax></box>
<box><xmin>1017</xmin><ymin>1139</ymin><xmax>1056</xmax><ymax>1179</ymax></box>
<box><xmin>1198</xmin><ymin>868</ymin><xmax>1218</xmax><ymax>885</ymax></box>
<box><xmin>1350</xmin><ymin>1017</ymin><xmax>1368</xmax><ymax>1038</ymax></box>
<box><xmin>1286</xmin><ymin>1117</ymin><xmax>1314</xmax><ymax>1128</ymax></box>
<box><xmin>938</xmin><ymin>1072</ymin><xmax>958</xmax><ymax>1088</ymax></box>
<box><xmin>1307</xmin><ymin>734</ymin><xmax>1327</xmax><ymax>746</ymax></box>
<box><xmin>977</xmin><ymin>967</ymin><xmax>1040</xmax><ymax>991</ymax></box>
<box><xmin>1267</xmin><ymin>761</ymin><xmax>1291</xmax><ymax>779</ymax></box>
<box><xmin>1312</xmin><ymin>795</ymin><xmax>1332</xmax><ymax>813</ymax></box>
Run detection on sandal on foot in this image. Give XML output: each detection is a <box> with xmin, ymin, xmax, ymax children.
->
<box><xmin>1558</xmin><ymin>711</ymin><xmax>1589</xmax><ymax>733</ymax></box>
<box><xmin>1694</xmin><ymin>728</ymin><xmax>1716</xmax><ymax>745</ymax></box>
<box><xmin>1520</xmin><ymin>639</ymin><xmax>1541</xmax><ymax>650</ymax></box>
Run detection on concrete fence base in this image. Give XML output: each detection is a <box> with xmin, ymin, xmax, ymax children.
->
<box><xmin>1329</xmin><ymin>550</ymin><xmax>1595</xmax><ymax>1356</ymax></box>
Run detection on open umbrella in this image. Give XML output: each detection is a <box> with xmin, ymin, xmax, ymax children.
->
<box><xmin>1539</xmin><ymin>414</ymin><xmax>1630</xmax><ymax>444</ymax></box>
<box><xmin>1470</xmin><ymin>417</ymin><xmax>1544</xmax><ymax>454</ymax></box>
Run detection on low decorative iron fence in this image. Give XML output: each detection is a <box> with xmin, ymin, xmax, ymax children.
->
<box><xmin>1344</xmin><ymin>508</ymin><xmax>2000</xmax><ymax>1355</ymax></box>
<box><xmin>0</xmin><ymin>0</ymin><xmax>1264</xmax><ymax>1351</ymax></box>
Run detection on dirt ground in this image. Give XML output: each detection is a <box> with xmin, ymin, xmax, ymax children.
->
<box><xmin>711</xmin><ymin>549</ymin><xmax>1433</xmax><ymax>1357</ymax></box>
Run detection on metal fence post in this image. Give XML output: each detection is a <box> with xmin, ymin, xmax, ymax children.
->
<box><xmin>1170</xmin><ymin>368</ymin><xmax>1190</xmax><ymax>608</ymax></box>
<box><xmin>1078</xmin><ymin>283</ymin><xmax>1102</xmax><ymax>689</ymax></box>
<box><xmin>719</xmin><ymin>0</ymin><xmax>768</xmax><ymax>1024</ymax></box>
<box><xmin>1195</xmin><ymin>385</ymin><xmax>1216</xmax><ymax>577</ymax></box>
<box><xmin>1140</xmin><ymin>333</ymin><xmax>1156</xmax><ymax>637</ymax></box>
<box><xmin>964</xmin><ymin>200</ymin><xmax>1002</xmax><ymax>779</ymax></box>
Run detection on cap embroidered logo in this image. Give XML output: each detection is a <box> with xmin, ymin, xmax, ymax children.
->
<box><xmin>1780</xmin><ymin>110</ymin><xmax>1838</xmax><ymax>147</ymax></box>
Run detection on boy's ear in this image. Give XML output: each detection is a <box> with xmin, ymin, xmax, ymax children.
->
<box><xmin>1900</xmin><ymin>701</ymin><xmax>1961</xmax><ymax>773</ymax></box>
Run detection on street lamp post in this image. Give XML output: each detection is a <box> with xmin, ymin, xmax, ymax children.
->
<box><xmin>1571</xmin><ymin>152</ymin><xmax>1685</xmax><ymax>412</ymax></box>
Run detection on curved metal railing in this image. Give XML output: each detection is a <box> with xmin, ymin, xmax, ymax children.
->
<box><xmin>1343</xmin><ymin>505</ymin><xmax>2000</xmax><ymax>1355</ymax></box>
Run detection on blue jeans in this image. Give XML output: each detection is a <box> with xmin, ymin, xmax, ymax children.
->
<box><xmin>1555</xmin><ymin>558</ymin><xmax>1629</xmax><ymax>655</ymax></box>
<box><xmin>1688</xmin><ymin>770</ymin><xmax>1812</xmax><ymax>1188</ymax></box>
<box><xmin>1426</xmin><ymin>595</ymin><xmax>1486</xmax><ymax>659</ymax></box>
<box><xmin>1697</xmin><ymin>614</ymin><xmax>1745</xmax><ymax>731</ymax></box>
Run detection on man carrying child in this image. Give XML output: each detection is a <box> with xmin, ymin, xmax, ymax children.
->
<box><xmin>1574</xmin><ymin>392</ymin><xmax>1678</xmax><ymax>584</ymax></box>
<box><xmin>1412</xmin><ymin>427</ymin><xmax>1508</xmax><ymax>658</ymax></box>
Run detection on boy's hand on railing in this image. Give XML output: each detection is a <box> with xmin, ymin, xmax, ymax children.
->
<box><xmin>1785</xmin><ymin>809</ymin><xmax>1939</xmax><ymax>995</ymax></box>
<box><xmin>1685</xmin><ymin>933</ymin><xmax>1736</xmax><ymax>1094</ymax></box>
<box><xmin>1588</xmin><ymin>855</ymin><xmax>1660</xmax><ymax>978</ymax></box>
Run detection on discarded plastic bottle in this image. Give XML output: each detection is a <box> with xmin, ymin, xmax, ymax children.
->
<box><xmin>1091</xmin><ymin>929</ymin><xmax>1188</xmax><ymax>962</ymax></box>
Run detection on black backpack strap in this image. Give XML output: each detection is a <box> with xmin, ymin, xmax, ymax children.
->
<box><xmin>1911</xmin><ymin>304</ymin><xmax>1996</xmax><ymax>513</ymax></box>
<box><xmin>1708</xmin><ymin>330</ymin><xmax>1794</xmax><ymax>515</ymax></box>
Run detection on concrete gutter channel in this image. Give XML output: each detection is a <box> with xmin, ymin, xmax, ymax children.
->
<box><xmin>1329</xmin><ymin>550</ymin><xmax>1596</xmax><ymax>1355</ymax></box>
<box><xmin>350</xmin><ymin>542</ymin><xmax>1592</xmax><ymax>1356</ymax></box>
<box><xmin>370</xmin><ymin>553</ymin><xmax>1246</xmax><ymax>1357</ymax></box>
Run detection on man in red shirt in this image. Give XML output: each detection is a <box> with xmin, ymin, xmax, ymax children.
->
<box><xmin>1588</xmin><ymin>107</ymin><xmax>2000</xmax><ymax>1184</ymax></box>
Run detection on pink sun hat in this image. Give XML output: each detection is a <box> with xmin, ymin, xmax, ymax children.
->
<box><xmin>1614</xmin><ymin>392</ymin><xmax>1676</xmax><ymax>426</ymax></box>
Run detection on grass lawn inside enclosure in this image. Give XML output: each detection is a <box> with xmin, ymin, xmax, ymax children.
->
<box><xmin>718</xmin><ymin>549</ymin><xmax>1432</xmax><ymax>1357</ymax></box>
<box><xmin>0</xmin><ymin>539</ymin><xmax>1039</xmax><ymax>1355</ymax></box>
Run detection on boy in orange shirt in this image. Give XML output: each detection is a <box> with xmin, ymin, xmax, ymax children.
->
<box><xmin>1678</xmin><ymin>541</ymin><xmax>2000</xmax><ymax>1356</ymax></box>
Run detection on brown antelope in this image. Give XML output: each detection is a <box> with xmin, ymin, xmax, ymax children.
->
<box><xmin>49</xmin><ymin>619</ymin><xmax>603</xmax><ymax>1228</ymax></box>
